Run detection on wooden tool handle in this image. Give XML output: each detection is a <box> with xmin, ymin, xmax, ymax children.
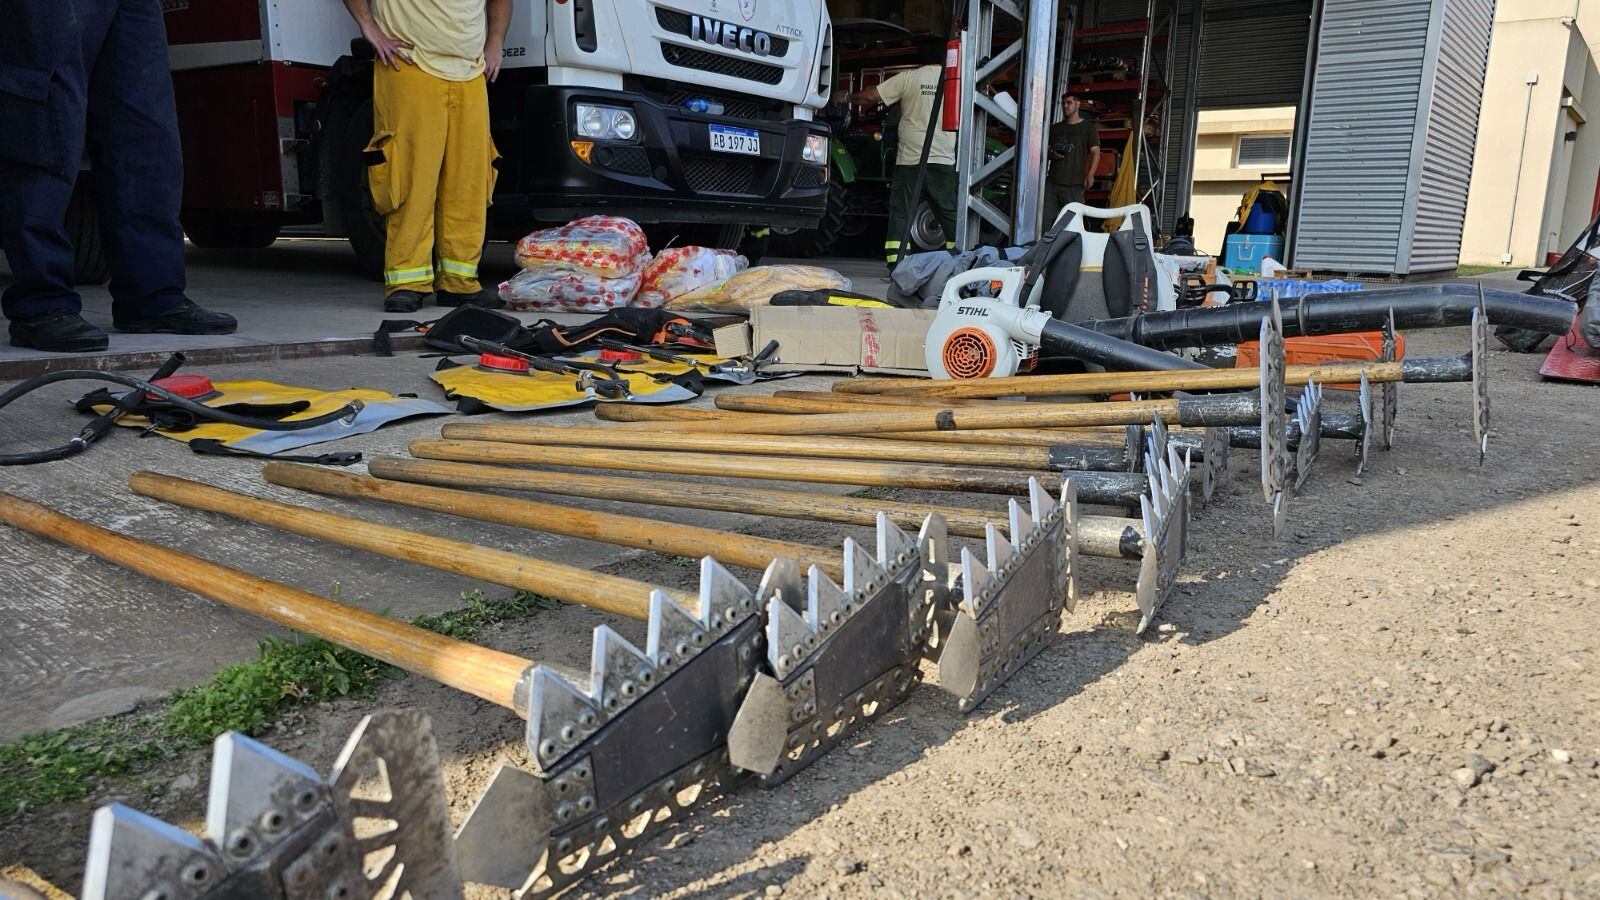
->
<box><xmin>440</xmin><ymin>422</ymin><xmax>1049</xmax><ymax>470</ymax></box>
<box><xmin>370</xmin><ymin>457</ymin><xmax>1008</xmax><ymax>540</ymax></box>
<box><xmin>129</xmin><ymin>471</ymin><xmax>676</xmax><ymax>620</ymax></box>
<box><xmin>601</xmin><ymin>398</ymin><xmax>1183</xmax><ymax>436</ymax></box>
<box><xmin>834</xmin><ymin>360</ymin><xmax>1407</xmax><ymax>399</ymax></box>
<box><xmin>262</xmin><ymin>462</ymin><xmax>844</xmax><ymax>580</ymax></box>
<box><xmin>409</xmin><ymin>440</ymin><xmax>1041</xmax><ymax>494</ymax></box>
<box><xmin>0</xmin><ymin>491</ymin><xmax>531</xmax><ymax>710</ymax></box>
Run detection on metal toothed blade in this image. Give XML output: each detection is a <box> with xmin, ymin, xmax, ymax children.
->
<box><xmin>84</xmin><ymin>712</ymin><xmax>459</xmax><ymax>900</ymax></box>
<box><xmin>1008</xmin><ymin>498</ymin><xmax>1032</xmax><ymax>548</ymax></box>
<box><xmin>83</xmin><ymin>805</ymin><xmax>225</xmax><ymax>900</ymax></box>
<box><xmin>1134</xmin><ymin>447</ymin><xmax>1193</xmax><ymax>634</ymax></box>
<box><xmin>1123</xmin><ymin>424</ymin><xmax>1145</xmax><ymax>472</ymax></box>
<box><xmin>1259</xmin><ymin>297</ymin><xmax>1289</xmax><ymax>538</ymax></box>
<box><xmin>1356</xmin><ymin>373</ymin><xmax>1374</xmax><ymax>475</ymax></box>
<box><xmin>1381</xmin><ymin>309</ymin><xmax>1399</xmax><ymax>449</ymax></box>
<box><xmin>330</xmin><ymin>709</ymin><xmax>462</xmax><ymax>898</ymax></box>
<box><xmin>205</xmin><ymin>732</ymin><xmax>337</xmax><ymax>869</ymax></box>
<box><xmin>591</xmin><ymin>626</ymin><xmax>658</xmax><ymax>718</ymax></box>
<box><xmin>986</xmin><ymin>522</ymin><xmax>1015</xmax><ymax>578</ymax></box>
<box><xmin>1292</xmin><ymin>380</ymin><xmax>1323</xmax><ymax>491</ymax></box>
<box><xmin>464</xmin><ymin>559</ymin><xmax>764</xmax><ymax>896</ymax></box>
<box><xmin>1200</xmin><ymin>426</ymin><xmax>1229</xmax><ymax>505</ymax></box>
<box><xmin>1144</xmin><ymin>415</ymin><xmax>1169</xmax><ymax>472</ymax></box>
<box><xmin>734</xmin><ymin>515</ymin><xmax>943</xmax><ymax>786</ymax></box>
<box><xmin>940</xmin><ymin>477</ymin><xmax>1074</xmax><ymax>712</ymax></box>
<box><xmin>1472</xmin><ymin>299</ymin><xmax>1490</xmax><ymax>464</ymax></box>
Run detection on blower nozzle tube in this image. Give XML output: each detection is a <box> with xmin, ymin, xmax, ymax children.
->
<box><xmin>1077</xmin><ymin>284</ymin><xmax>1575</xmax><ymax>351</ymax></box>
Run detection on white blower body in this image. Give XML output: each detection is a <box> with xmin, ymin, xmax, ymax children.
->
<box><xmin>924</xmin><ymin>267</ymin><xmax>1052</xmax><ymax>379</ymax></box>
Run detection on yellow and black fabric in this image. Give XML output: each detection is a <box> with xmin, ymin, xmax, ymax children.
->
<box><xmin>80</xmin><ymin>381</ymin><xmax>450</xmax><ymax>454</ymax></box>
<box><xmin>770</xmin><ymin>288</ymin><xmax>904</xmax><ymax>309</ymax></box>
<box><xmin>430</xmin><ymin>356</ymin><xmax>704</xmax><ymax>413</ymax></box>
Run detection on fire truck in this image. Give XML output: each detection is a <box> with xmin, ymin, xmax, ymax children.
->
<box><xmin>153</xmin><ymin>0</ymin><xmax>834</xmax><ymax>276</ymax></box>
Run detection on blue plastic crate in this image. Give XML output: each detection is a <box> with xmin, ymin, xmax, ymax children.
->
<box><xmin>1222</xmin><ymin>234</ymin><xmax>1284</xmax><ymax>272</ymax></box>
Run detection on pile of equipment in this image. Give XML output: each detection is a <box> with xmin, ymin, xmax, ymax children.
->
<box><xmin>0</xmin><ymin>270</ymin><xmax>1579</xmax><ymax>897</ymax></box>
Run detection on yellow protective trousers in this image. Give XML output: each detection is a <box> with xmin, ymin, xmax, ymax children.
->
<box><xmin>367</xmin><ymin>63</ymin><xmax>498</xmax><ymax>296</ymax></box>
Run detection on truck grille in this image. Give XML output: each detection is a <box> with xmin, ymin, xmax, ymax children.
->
<box><xmin>661</xmin><ymin>44</ymin><xmax>784</xmax><ymax>86</ymax></box>
<box><xmin>792</xmin><ymin>165</ymin><xmax>827</xmax><ymax>188</ymax></box>
<box><xmin>600</xmin><ymin>146</ymin><xmax>652</xmax><ymax>176</ymax></box>
<box><xmin>655</xmin><ymin>7</ymin><xmax>790</xmax><ymax>55</ymax></box>
<box><xmin>664</xmin><ymin>89</ymin><xmax>765</xmax><ymax>120</ymax></box>
<box><xmin>682</xmin><ymin>154</ymin><xmax>759</xmax><ymax>194</ymax></box>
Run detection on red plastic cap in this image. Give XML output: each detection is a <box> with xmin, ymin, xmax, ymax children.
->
<box><xmin>147</xmin><ymin>374</ymin><xmax>214</xmax><ymax>400</ymax></box>
<box><xmin>598</xmin><ymin>347</ymin><xmax>643</xmax><ymax>363</ymax></box>
<box><xmin>478</xmin><ymin>353</ymin><xmax>530</xmax><ymax>372</ymax></box>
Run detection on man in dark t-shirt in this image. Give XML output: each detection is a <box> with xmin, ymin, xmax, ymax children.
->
<box><xmin>1045</xmin><ymin>93</ymin><xmax>1102</xmax><ymax>226</ymax></box>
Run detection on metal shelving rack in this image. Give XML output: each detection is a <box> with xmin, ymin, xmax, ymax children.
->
<box><xmin>952</xmin><ymin>0</ymin><xmax>1069</xmax><ymax>248</ymax></box>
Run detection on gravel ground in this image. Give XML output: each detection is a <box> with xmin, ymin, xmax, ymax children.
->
<box><xmin>3</xmin><ymin>324</ymin><xmax>1598</xmax><ymax>898</ymax></box>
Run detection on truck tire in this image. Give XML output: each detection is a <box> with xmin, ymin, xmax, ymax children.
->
<box><xmin>181</xmin><ymin>211</ymin><xmax>280</xmax><ymax>250</ymax></box>
<box><xmin>765</xmin><ymin>181</ymin><xmax>848</xmax><ymax>258</ymax></box>
<box><xmin>807</xmin><ymin>181</ymin><xmax>851</xmax><ymax>256</ymax></box>
<box><xmin>325</xmin><ymin>94</ymin><xmax>387</xmax><ymax>281</ymax></box>
<box><xmin>67</xmin><ymin>180</ymin><xmax>109</xmax><ymax>285</ymax></box>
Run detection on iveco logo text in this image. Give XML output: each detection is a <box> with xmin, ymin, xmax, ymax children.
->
<box><xmin>957</xmin><ymin>306</ymin><xmax>989</xmax><ymax>316</ymax></box>
<box><xmin>690</xmin><ymin>15</ymin><xmax>775</xmax><ymax>56</ymax></box>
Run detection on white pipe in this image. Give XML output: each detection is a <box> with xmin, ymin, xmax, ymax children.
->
<box><xmin>1503</xmin><ymin>74</ymin><xmax>1539</xmax><ymax>264</ymax></box>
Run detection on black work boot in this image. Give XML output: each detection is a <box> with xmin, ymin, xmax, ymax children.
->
<box><xmin>114</xmin><ymin>300</ymin><xmax>238</xmax><ymax>335</ymax></box>
<box><xmin>9</xmin><ymin>310</ymin><xmax>110</xmax><ymax>353</ymax></box>
<box><xmin>384</xmin><ymin>289</ymin><xmax>428</xmax><ymax>313</ymax></box>
<box><xmin>435</xmin><ymin>288</ymin><xmax>504</xmax><ymax>309</ymax></box>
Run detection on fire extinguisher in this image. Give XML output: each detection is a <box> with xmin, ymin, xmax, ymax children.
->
<box><xmin>941</xmin><ymin>37</ymin><xmax>960</xmax><ymax>132</ymax></box>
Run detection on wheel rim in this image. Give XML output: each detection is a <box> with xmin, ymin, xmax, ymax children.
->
<box><xmin>911</xmin><ymin>202</ymin><xmax>945</xmax><ymax>250</ymax></box>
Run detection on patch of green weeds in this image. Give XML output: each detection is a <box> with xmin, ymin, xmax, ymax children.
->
<box><xmin>0</xmin><ymin>589</ymin><xmax>560</xmax><ymax>816</ymax></box>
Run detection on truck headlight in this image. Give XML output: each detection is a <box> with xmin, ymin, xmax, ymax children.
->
<box><xmin>574</xmin><ymin>104</ymin><xmax>640</xmax><ymax>141</ymax></box>
<box><xmin>803</xmin><ymin>134</ymin><xmax>829</xmax><ymax>164</ymax></box>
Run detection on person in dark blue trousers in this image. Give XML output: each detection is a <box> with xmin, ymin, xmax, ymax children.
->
<box><xmin>0</xmin><ymin>0</ymin><xmax>236</xmax><ymax>353</ymax></box>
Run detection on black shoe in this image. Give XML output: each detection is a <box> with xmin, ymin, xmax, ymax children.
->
<box><xmin>114</xmin><ymin>300</ymin><xmax>238</xmax><ymax>335</ymax></box>
<box><xmin>435</xmin><ymin>288</ymin><xmax>504</xmax><ymax>309</ymax></box>
<box><xmin>9</xmin><ymin>310</ymin><xmax>110</xmax><ymax>353</ymax></box>
<box><xmin>384</xmin><ymin>290</ymin><xmax>428</xmax><ymax>313</ymax></box>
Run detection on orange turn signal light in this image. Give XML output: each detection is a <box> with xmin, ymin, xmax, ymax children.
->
<box><xmin>571</xmin><ymin>140</ymin><xmax>594</xmax><ymax>163</ymax></box>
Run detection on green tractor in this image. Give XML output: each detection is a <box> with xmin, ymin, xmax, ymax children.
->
<box><xmin>770</xmin><ymin>107</ymin><xmax>1006</xmax><ymax>258</ymax></box>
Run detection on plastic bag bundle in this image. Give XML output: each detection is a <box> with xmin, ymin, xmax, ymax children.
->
<box><xmin>635</xmin><ymin>247</ymin><xmax>747</xmax><ymax>308</ymax></box>
<box><xmin>665</xmin><ymin>265</ymin><xmax>851</xmax><ymax>313</ymax></box>
<box><xmin>500</xmin><ymin>216</ymin><xmax>651</xmax><ymax>311</ymax></box>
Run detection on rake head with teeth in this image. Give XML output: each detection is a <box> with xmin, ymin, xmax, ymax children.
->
<box><xmin>729</xmin><ymin>513</ymin><xmax>949</xmax><ymax>785</ymax></box>
<box><xmin>455</xmin><ymin>558</ymin><xmax>764</xmax><ymax>896</ymax></box>
<box><xmin>938</xmin><ymin>475</ymin><xmax>1080</xmax><ymax>713</ymax></box>
<box><xmin>81</xmin><ymin>710</ymin><xmax>460</xmax><ymax>900</ymax></box>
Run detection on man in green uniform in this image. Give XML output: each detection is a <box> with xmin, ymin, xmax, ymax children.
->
<box><xmin>851</xmin><ymin>42</ymin><xmax>959</xmax><ymax>268</ymax></box>
<box><xmin>1044</xmin><ymin>93</ymin><xmax>1101</xmax><ymax>227</ymax></box>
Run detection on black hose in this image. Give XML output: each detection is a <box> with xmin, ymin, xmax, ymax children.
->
<box><xmin>1</xmin><ymin>368</ymin><xmax>364</xmax><ymax>466</ymax></box>
<box><xmin>1074</xmin><ymin>284</ymin><xmax>1576</xmax><ymax>350</ymax></box>
<box><xmin>1037</xmin><ymin>317</ymin><xmax>1208</xmax><ymax>372</ymax></box>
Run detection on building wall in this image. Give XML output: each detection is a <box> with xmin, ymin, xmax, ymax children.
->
<box><xmin>1187</xmin><ymin>106</ymin><xmax>1295</xmax><ymax>256</ymax></box>
<box><xmin>1460</xmin><ymin>2</ymin><xmax>1600</xmax><ymax>267</ymax></box>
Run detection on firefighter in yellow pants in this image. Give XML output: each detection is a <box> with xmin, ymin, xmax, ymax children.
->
<box><xmin>342</xmin><ymin>0</ymin><xmax>510</xmax><ymax>312</ymax></box>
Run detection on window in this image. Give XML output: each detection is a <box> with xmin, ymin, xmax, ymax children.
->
<box><xmin>1237</xmin><ymin>134</ymin><xmax>1292</xmax><ymax>167</ymax></box>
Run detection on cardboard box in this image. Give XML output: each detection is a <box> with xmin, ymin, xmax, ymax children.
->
<box><xmin>731</xmin><ymin>305</ymin><xmax>936</xmax><ymax>376</ymax></box>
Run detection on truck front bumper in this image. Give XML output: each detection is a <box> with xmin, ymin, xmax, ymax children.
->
<box><xmin>499</xmin><ymin>85</ymin><xmax>829</xmax><ymax>228</ymax></box>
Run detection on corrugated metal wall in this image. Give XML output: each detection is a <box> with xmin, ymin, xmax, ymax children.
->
<box><xmin>1160</xmin><ymin>10</ymin><xmax>1196</xmax><ymax>235</ymax></box>
<box><xmin>1403</xmin><ymin>0</ymin><xmax>1495</xmax><ymax>272</ymax></box>
<box><xmin>1195</xmin><ymin>0</ymin><xmax>1313</xmax><ymax>106</ymax></box>
<box><xmin>1292</xmin><ymin>0</ymin><xmax>1436</xmax><ymax>272</ymax></box>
